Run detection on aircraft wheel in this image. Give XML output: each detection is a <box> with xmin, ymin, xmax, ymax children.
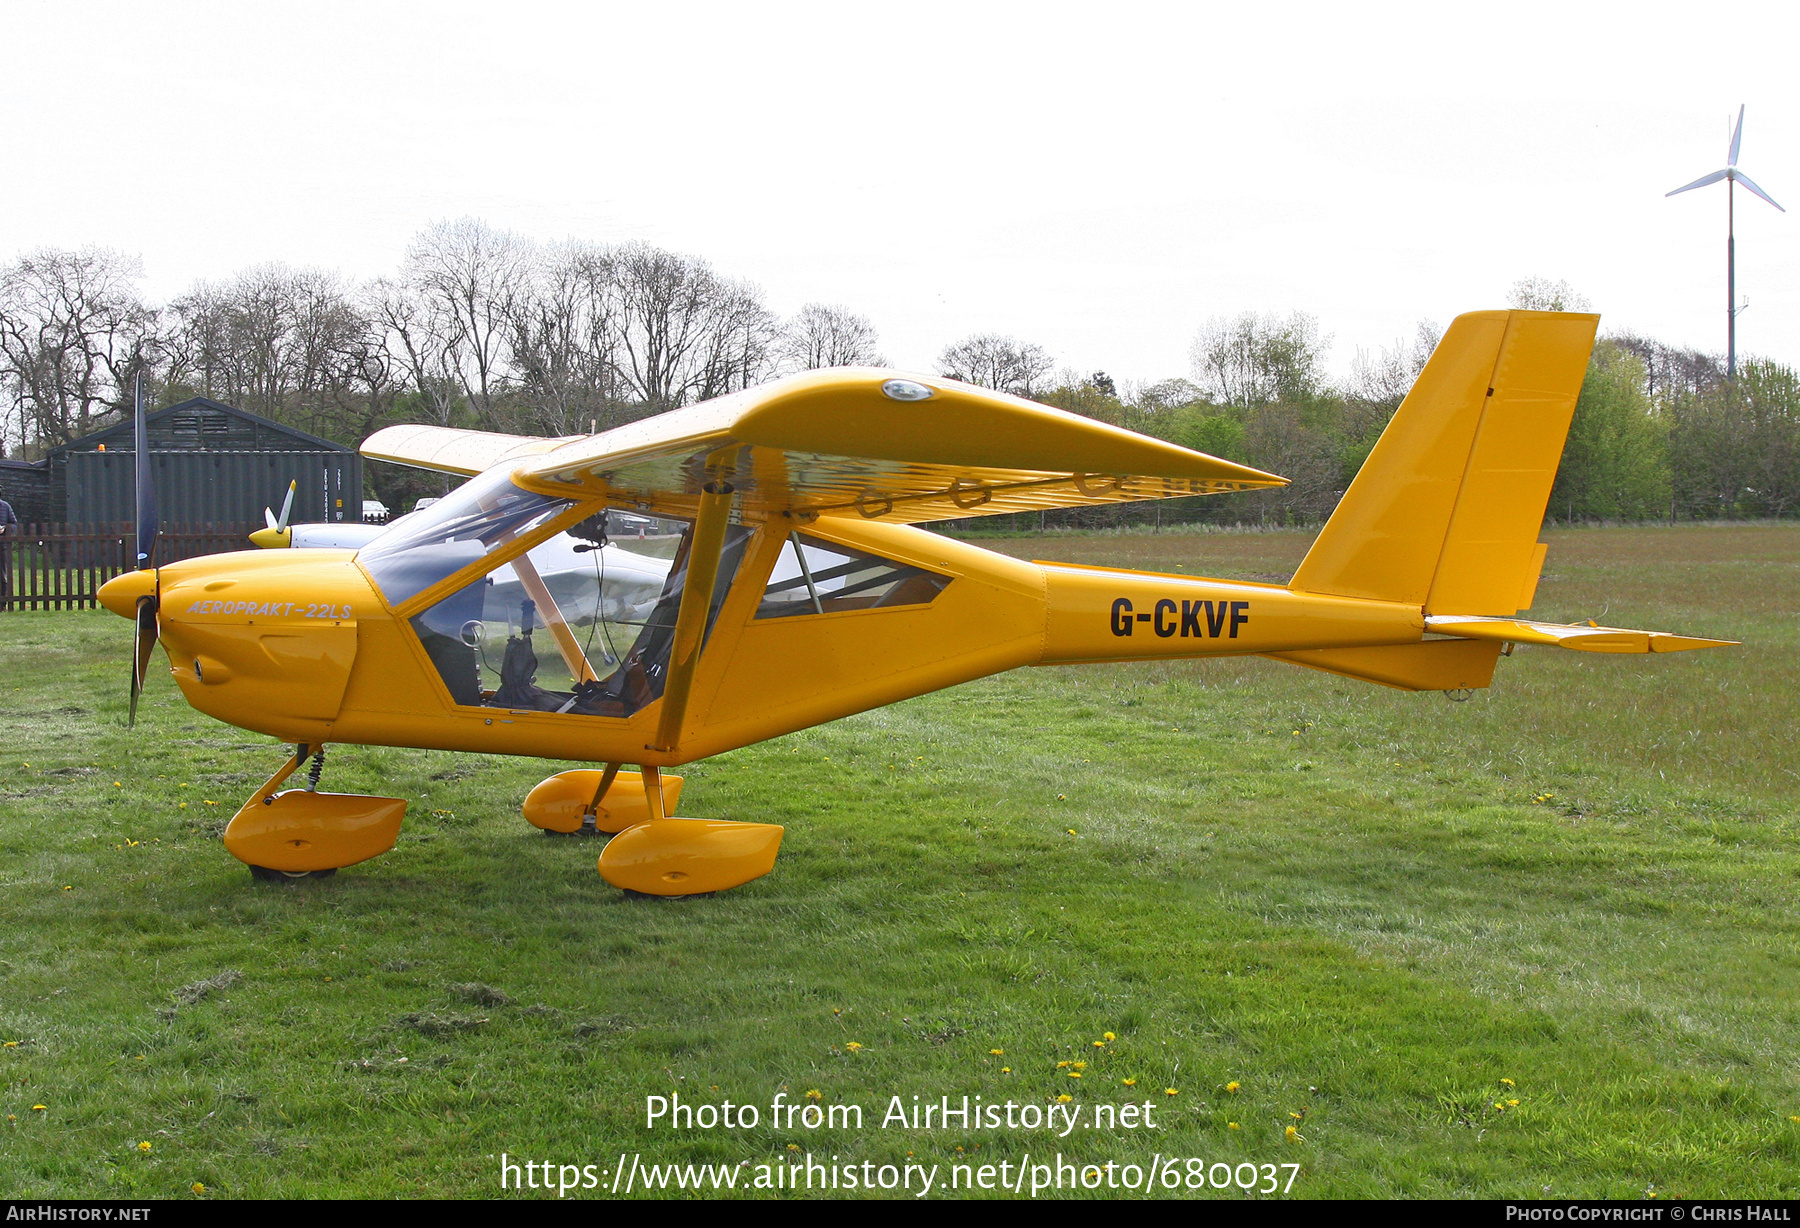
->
<box><xmin>248</xmin><ymin>865</ymin><xmax>338</xmax><ymax>883</ymax></box>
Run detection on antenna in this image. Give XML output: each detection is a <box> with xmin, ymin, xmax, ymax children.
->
<box><xmin>1666</xmin><ymin>105</ymin><xmax>1786</xmax><ymax>379</ymax></box>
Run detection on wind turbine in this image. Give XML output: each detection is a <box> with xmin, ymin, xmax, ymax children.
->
<box><xmin>1666</xmin><ymin>105</ymin><xmax>1785</xmax><ymax>379</ymax></box>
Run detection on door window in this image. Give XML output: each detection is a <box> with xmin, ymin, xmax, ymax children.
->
<box><xmin>408</xmin><ymin>510</ymin><xmax>750</xmax><ymax>717</ymax></box>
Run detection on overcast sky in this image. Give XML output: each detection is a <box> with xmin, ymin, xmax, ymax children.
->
<box><xmin>4</xmin><ymin>1</ymin><xmax>1797</xmax><ymax>387</ymax></box>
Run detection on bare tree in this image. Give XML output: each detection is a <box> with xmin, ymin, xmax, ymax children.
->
<box><xmin>400</xmin><ymin>218</ymin><xmax>532</xmax><ymax>419</ymax></box>
<box><xmin>1189</xmin><ymin>312</ymin><xmax>1326</xmax><ymax>409</ymax></box>
<box><xmin>507</xmin><ymin>243</ymin><xmax>626</xmax><ymax>435</ymax></box>
<box><xmin>166</xmin><ymin>264</ymin><xmax>376</xmax><ymax>434</ymax></box>
<box><xmin>1348</xmin><ymin>319</ymin><xmax>1440</xmax><ymax>409</ymax></box>
<box><xmin>780</xmin><ymin>303</ymin><xmax>885</xmax><ymax>371</ymax></box>
<box><xmin>609</xmin><ymin>243</ymin><xmax>776</xmax><ymax>413</ymax></box>
<box><xmin>1507</xmin><ymin>277</ymin><xmax>1591</xmax><ymax>313</ymax></box>
<box><xmin>369</xmin><ymin>276</ymin><xmax>465</xmax><ymax>428</ymax></box>
<box><xmin>936</xmin><ymin>333</ymin><xmax>1053</xmax><ymax>397</ymax></box>
<box><xmin>0</xmin><ymin>247</ymin><xmax>157</xmax><ymax>450</ymax></box>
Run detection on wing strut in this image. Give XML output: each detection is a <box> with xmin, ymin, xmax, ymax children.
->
<box><xmin>652</xmin><ymin>450</ymin><xmax>739</xmax><ymax>752</ymax></box>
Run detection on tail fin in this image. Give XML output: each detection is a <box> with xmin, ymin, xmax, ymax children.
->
<box><xmin>1290</xmin><ymin>309</ymin><xmax>1598</xmax><ymax>614</ymax></box>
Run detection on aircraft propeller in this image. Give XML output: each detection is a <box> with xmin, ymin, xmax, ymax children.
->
<box><xmin>264</xmin><ymin>480</ymin><xmax>297</xmax><ymax>535</ymax></box>
<box><xmin>127</xmin><ymin>375</ymin><xmax>161</xmax><ymax>727</ymax></box>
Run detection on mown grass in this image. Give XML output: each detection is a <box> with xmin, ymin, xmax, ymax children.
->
<box><xmin>0</xmin><ymin>524</ymin><xmax>1795</xmax><ymax>1199</ymax></box>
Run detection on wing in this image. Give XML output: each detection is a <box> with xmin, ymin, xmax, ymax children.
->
<box><xmin>494</xmin><ymin>368</ymin><xmax>1283</xmax><ymax>524</ymax></box>
<box><xmin>360</xmin><ymin>425</ymin><xmax>581</xmax><ymax>476</ymax></box>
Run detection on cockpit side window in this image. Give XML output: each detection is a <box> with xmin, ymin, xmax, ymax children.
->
<box><xmin>358</xmin><ymin>468</ymin><xmax>573</xmax><ymax>608</ymax></box>
<box><xmin>407</xmin><ymin>509</ymin><xmax>751</xmax><ymax>718</ymax></box>
<box><xmin>756</xmin><ymin>533</ymin><xmax>950</xmax><ymax>619</ymax></box>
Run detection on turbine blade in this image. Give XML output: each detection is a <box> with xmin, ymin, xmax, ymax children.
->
<box><xmin>1729</xmin><ymin>104</ymin><xmax>1744</xmax><ymax>167</ymax></box>
<box><xmin>1732</xmin><ymin>169</ymin><xmax>1786</xmax><ymax>212</ymax></box>
<box><xmin>1666</xmin><ymin>169</ymin><xmax>1728</xmax><ymax>197</ymax></box>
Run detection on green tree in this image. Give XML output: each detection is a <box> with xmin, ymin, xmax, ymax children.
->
<box><xmin>1550</xmin><ymin>341</ymin><xmax>1671</xmax><ymax>521</ymax></box>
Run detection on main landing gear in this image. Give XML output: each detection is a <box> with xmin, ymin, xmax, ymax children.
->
<box><xmin>523</xmin><ymin>764</ymin><xmax>782</xmax><ymax>897</ymax></box>
<box><xmin>225</xmin><ymin>744</ymin><xmax>406</xmax><ymax>883</ymax></box>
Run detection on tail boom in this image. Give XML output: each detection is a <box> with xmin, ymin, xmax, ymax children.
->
<box><xmin>1038</xmin><ymin>562</ymin><xmax>1422</xmax><ymax>665</ymax></box>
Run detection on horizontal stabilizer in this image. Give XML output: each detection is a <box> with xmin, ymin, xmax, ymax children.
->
<box><xmin>1425</xmin><ymin>615</ymin><xmax>1737</xmax><ymax>654</ymax></box>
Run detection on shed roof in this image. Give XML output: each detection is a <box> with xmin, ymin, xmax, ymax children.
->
<box><xmin>50</xmin><ymin>397</ymin><xmax>352</xmax><ymax>455</ymax></box>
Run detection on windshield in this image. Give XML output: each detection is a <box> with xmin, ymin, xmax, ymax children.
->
<box><xmin>358</xmin><ymin>468</ymin><xmax>577</xmax><ymax>607</ymax></box>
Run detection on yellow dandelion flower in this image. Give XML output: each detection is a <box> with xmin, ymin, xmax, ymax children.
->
<box><xmin>844</xmin><ymin>1041</ymin><xmax>863</xmax><ymax>1052</ymax></box>
<box><xmin>1285</xmin><ymin>1125</ymin><xmax>1303</xmax><ymax>1142</ymax></box>
<box><xmin>1001</xmin><ymin>1067</ymin><xmax>1011</xmax><ymax>1074</ymax></box>
<box><xmin>1103</xmin><ymin>1032</ymin><xmax>1115</xmax><ymax>1042</ymax></box>
<box><xmin>804</xmin><ymin>1089</ymin><xmax>822</xmax><ymax>1103</ymax></box>
<box><xmin>786</xmin><ymin>1144</ymin><xmax>801</xmax><ymax>1152</ymax></box>
<box><xmin>178</xmin><ymin>802</ymin><xmax>187</xmax><ymax>809</ymax></box>
<box><xmin>1093</xmin><ymin>1040</ymin><xmax>1106</xmax><ymax>1048</ymax></box>
<box><xmin>138</xmin><ymin>1142</ymin><xmax>152</xmax><ymax>1152</ymax></box>
<box><xmin>1122</xmin><ymin>1078</ymin><xmax>1137</xmax><ymax>1087</ymax></box>
<box><xmin>1065</xmin><ymin>826</ymin><xmax>1075</xmax><ymax>834</ymax></box>
<box><xmin>1289</xmin><ymin>1111</ymin><xmax>1303</xmax><ymax>1120</ymax></box>
<box><xmin>990</xmin><ymin>1049</ymin><xmax>1004</xmax><ymax>1056</ymax></box>
<box><xmin>1164</xmin><ymin>1088</ymin><xmax>1178</xmax><ymax>1097</ymax></box>
<box><xmin>1057</xmin><ymin>1060</ymin><xmax>1070</xmax><ymax>1068</ymax></box>
<box><xmin>1500</xmin><ymin>1078</ymin><xmax>1515</xmax><ymax>1087</ymax></box>
<box><xmin>1228</xmin><ymin>1122</ymin><xmax>1240</xmax><ymax>1130</ymax></box>
<box><xmin>113</xmin><ymin>781</ymin><xmax>122</xmax><ymax>787</ymax></box>
<box><xmin>191</xmin><ymin>1184</ymin><xmax>205</xmax><ymax>1195</ymax></box>
<box><xmin>1789</xmin><ymin>1116</ymin><xmax>1800</xmax><ymax>1124</ymax></box>
<box><xmin>1493</xmin><ymin>1102</ymin><xmax>1506</xmax><ymax>1111</ymax></box>
<box><xmin>61</xmin><ymin>886</ymin><xmax>71</xmax><ymax>891</ymax></box>
<box><xmin>1072</xmin><ymin>1061</ymin><xmax>1087</xmax><ymax>1071</ymax></box>
<box><xmin>832</xmin><ymin>1008</ymin><xmax>841</xmax><ymax>1015</ymax></box>
<box><xmin>2</xmin><ymin>1041</ymin><xmax>16</xmax><ymax>1047</ymax></box>
<box><xmin>1056</xmin><ymin>1094</ymin><xmax>1072</xmax><ymax>1104</ymax></box>
<box><xmin>1225</xmin><ymin>1081</ymin><xmax>1240</xmax><ymax>1093</ymax></box>
<box><xmin>31</xmin><ymin>1105</ymin><xmax>46</xmax><ymax>1112</ymax></box>
<box><xmin>1508</xmin><ymin>1099</ymin><xmax>1519</xmax><ymax>1107</ymax></box>
<box><xmin>1067</xmin><ymin>1071</ymin><xmax>1082</xmax><ymax>1079</ymax></box>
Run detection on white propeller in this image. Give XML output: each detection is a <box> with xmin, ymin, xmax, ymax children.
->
<box><xmin>263</xmin><ymin>480</ymin><xmax>298</xmax><ymax>532</ymax></box>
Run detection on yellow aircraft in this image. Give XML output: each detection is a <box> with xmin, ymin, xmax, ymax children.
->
<box><xmin>97</xmin><ymin>310</ymin><xmax>1731</xmax><ymax>894</ymax></box>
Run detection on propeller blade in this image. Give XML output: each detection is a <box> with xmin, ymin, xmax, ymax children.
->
<box><xmin>129</xmin><ymin>594</ymin><xmax>159</xmax><ymax>728</ymax></box>
<box><xmin>276</xmin><ymin>479</ymin><xmax>297</xmax><ymax>531</ymax></box>
<box><xmin>1666</xmin><ymin>168</ymin><xmax>1728</xmax><ymax>197</ymax></box>
<box><xmin>1731</xmin><ymin>169</ymin><xmax>1786</xmax><ymax>212</ymax></box>
<box><xmin>264</xmin><ymin>506</ymin><xmax>278</xmax><ymax>531</ymax></box>
<box><xmin>1729</xmin><ymin>104</ymin><xmax>1744</xmax><ymax>167</ymax></box>
<box><xmin>133</xmin><ymin>375</ymin><xmax>158</xmax><ymax>570</ymax></box>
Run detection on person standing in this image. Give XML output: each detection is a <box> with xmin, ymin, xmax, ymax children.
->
<box><xmin>0</xmin><ymin>485</ymin><xmax>16</xmax><ymax>605</ymax></box>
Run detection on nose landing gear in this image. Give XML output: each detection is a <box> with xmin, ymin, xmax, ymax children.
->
<box><xmin>226</xmin><ymin>745</ymin><xmax>407</xmax><ymax>881</ymax></box>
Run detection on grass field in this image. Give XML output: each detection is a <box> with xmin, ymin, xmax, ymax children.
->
<box><xmin>1</xmin><ymin>524</ymin><xmax>1796</xmax><ymax>1199</ymax></box>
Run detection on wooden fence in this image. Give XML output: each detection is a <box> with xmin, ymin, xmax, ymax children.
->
<box><xmin>0</xmin><ymin>522</ymin><xmax>256</xmax><ymax>611</ymax></box>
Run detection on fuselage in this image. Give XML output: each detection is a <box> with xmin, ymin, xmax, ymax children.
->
<box><xmin>103</xmin><ymin>514</ymin><xmax>1425</xmax><ymax>767</ymax></box>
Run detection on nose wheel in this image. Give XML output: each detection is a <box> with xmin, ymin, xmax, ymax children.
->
<box><xmin>248</xmin><ymin>866</ymin><xmax>338</xmax><ymax>883</ymax></box>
